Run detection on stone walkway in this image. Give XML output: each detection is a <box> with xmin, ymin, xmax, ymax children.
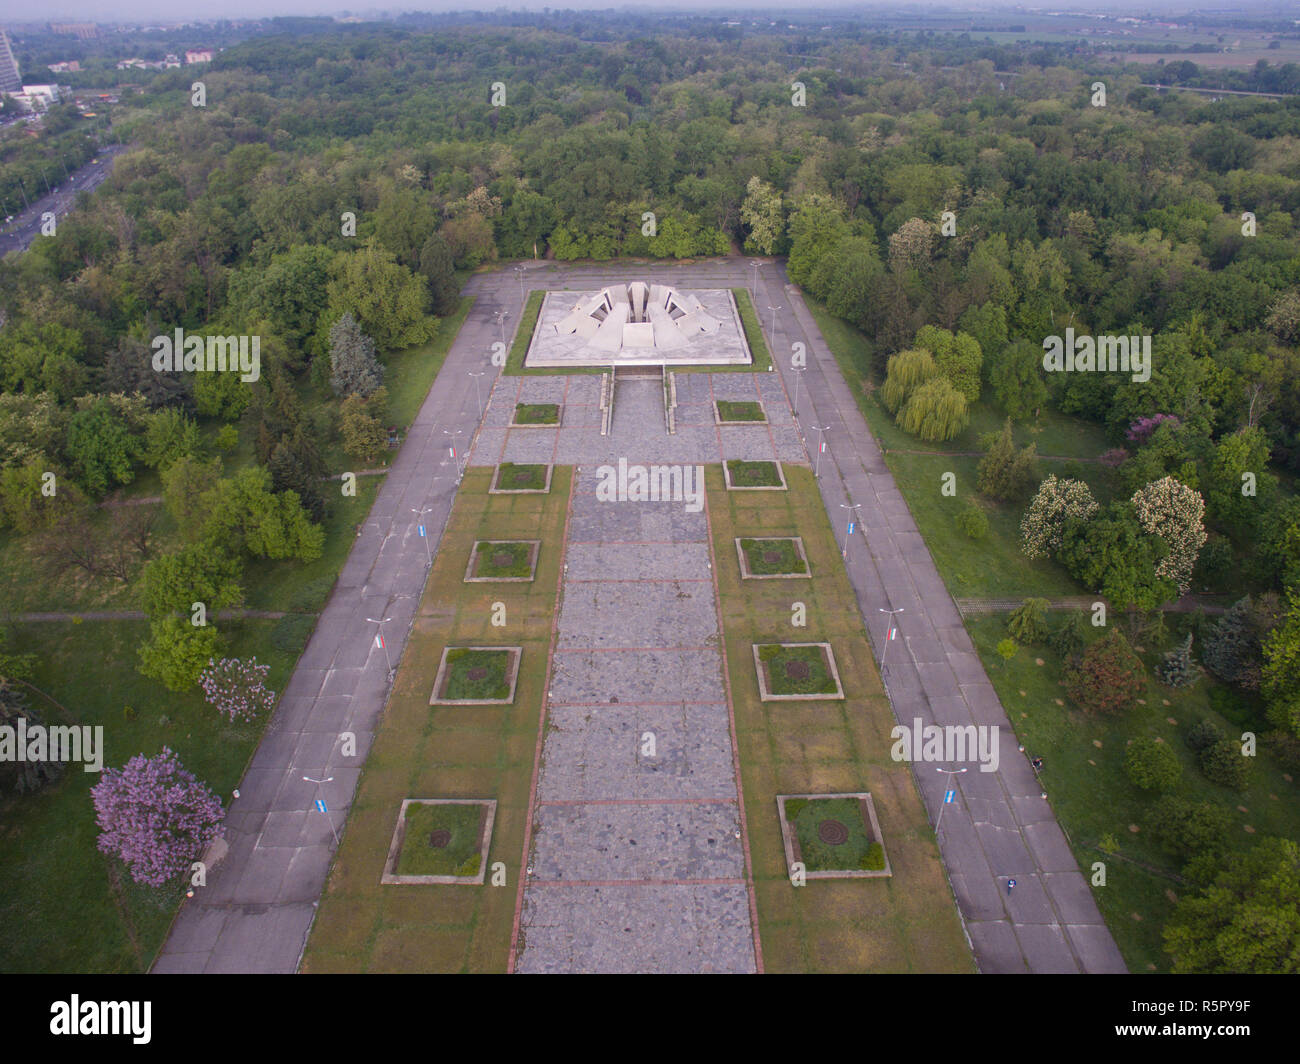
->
<box><xmin>510</xmin><ymin>468</ymin><xmax>758</xmax><ymax>973</ymax></box>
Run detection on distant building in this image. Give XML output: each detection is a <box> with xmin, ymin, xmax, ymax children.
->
<box><xmin>163</xmin><ymin>54</ymin><xmax>181</xmax><ymax>68</ymax></box>
<box><xmin>0</xmin><ymin>30</ymin><xmax>23</xmax><ymax>96</ymax></box>
<box><xmin>185</xmin><ymin>49</ymin><xmax>213</xmax><ymax>64</ymax></box>
<box><xmin>48</xmin><ymin>23</ymin><xmax>99</xmax><ymax>39</ymax></box>
<box><xmin>19</xmin><ymin>84</ymin><xmax>62</xmax><ymax>111</ymax></box>
<box><xmin>48</xmin><ymin>61</ymin><xmax>81</xmax><ymax>73</ymax></box>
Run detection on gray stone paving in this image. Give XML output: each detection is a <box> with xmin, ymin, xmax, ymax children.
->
<box><xmin>516</xmin><ymin>463</ymin><xmax>757</xmax><ymax>973</ymax></box>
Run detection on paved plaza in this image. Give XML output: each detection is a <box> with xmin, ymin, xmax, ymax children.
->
<box><xmin>513</xmin><ymin>473</ymin><xmax>758</xmax><ymax>973</ymax></box>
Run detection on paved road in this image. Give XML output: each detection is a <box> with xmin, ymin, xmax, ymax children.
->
<box><xmin>152</xmin><ymin>286</ymin><xmax>505</xmax><ymax>973</ymax></box>
<box><xmin>757</xmin><ymin>264</ymin><xmax>1127</xmax><ymax>973</ymax></box>
<box><xmin>0</xmin><ymin>143</ymin><xmax>125</xmax><ymax>257</ymax></box>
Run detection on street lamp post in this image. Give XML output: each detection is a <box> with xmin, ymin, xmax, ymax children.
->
<box><xmin>810</xmin><ymin>424</ymin><xmax>829</xmax><ymax>478</ymax></box>
<box><xmin>444</xmin><ymin>428</ymin><xmax>464</xmax><ymax>483</ymax></box>
<box><xmin>934</xmin><ymin>766</ymin><xmax>968</xmax><ymax>834</ymax></box>
<box><xmin>749</xmin><ymin>259</ymin><xmax>762</xmax><ymax>297</ymax></box>
<box><xmin>878</xmin><ymin>607</ymin><xmax>905</xmax><ymax>671</ymax></box>
<box><xmin>366</xmin><ymin>616</ymin><xmax>393</xmax><ymax>674</ymax></box>
<box><xmin>513</xmin><ymin>264</ymin><xmax>525</xmax><ymax>300</ymax></box>
<box><xmin>494</xmin><ymin>309</ymin><xmax>510</xmax><ymax>347</ymax></box>
<box><xmin>839</xmin><ymin>502</ymin><xmax>862</xmax><ymax>563</ymax></box>
<box><xmin>468</xmin><ymin>371</ymin><xmax>485</xmax><ymax>420</ymax></box>
<box><xmin>766</xmin><ymin>304</ymin><xmax>781</xmax><ymax>342</ymax></box>
<box><xmin>412</xmin><ymin>506</ymin><xmax>434</xmax><ymax>567</ymax></box>
<box><xmin>791</xmin><ymin>367</ymin><xmax>805</xmax><ymax>419</ymax></box>
<box><xmin>303</xmin><ymin>775</ymin><xmax>341</xmax><ymax>847</ymax></box>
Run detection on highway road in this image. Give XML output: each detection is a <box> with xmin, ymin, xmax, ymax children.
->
<box><xmin>0</xmin><ymin>142</ymin><xmax>126</xmax><ymax>258</ymax></box>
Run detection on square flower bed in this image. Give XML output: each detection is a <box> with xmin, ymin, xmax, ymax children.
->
<box><xmin>723</xmin><ymin>459</ymin><xmax>787</xmax><ymax>490</ymax></box>
<box><xmin>464</xmin><ymin>540</ymin><xmax>540</xmax><ymax>582</ymax></box>
<box><xmin>776</xmin><ymin>793</ymin><xmax>890</xmax><ymax>879</ymax></box>
<box><xmin>512</xmin><ymin>402</ymin><xmax>561</xmax><ymax>426</ymax></box>
<box><xmin>490</xmin><ymin>462</ymin><xmax>552</xmax><ymax>493</ymax></box>
<box><xmin>381</xmin><ymin>798</ymin><xmax>497</xmax><ymax>885</ymax></box>
<box><xmin>715</xmin><ymin>400</ymin><xmax>767</xmax><ymax>423</ymax></box>
<box><xmin>430</xmin><ymin>647</ymin><xmax>522</xmax><ymax>705</ymax></box>
<box><xmin>752</xmin><ymin>642</ymin><xmax>844</xmax><ymax>700</ymax></box>
<box><xmin>735</xmin><ymin>536</ymin><xmax>810</xmax><ymax>579</ymax></box>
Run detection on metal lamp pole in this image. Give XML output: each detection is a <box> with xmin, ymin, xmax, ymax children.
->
<box><xmin>767</xmin><ymin>304</ymin><xmax>781</xmax><ymax>342</ymax></box>
<box><xmin>444</xmin><ymin>428</ymin><xmax>464</xmax><ymax>483</ymax></box>
<box><xmin>811</xmin><ymin>424</ymin><xmax>829</xmax><ymax>479</ymax></box>
<box><xmin>468</xmin><ymin>371</ymin><xmax>485</xmax><ymax>419</ymax></box>
<box><xmin>878</xmin><ymin>607</ymin><xmax>905</xmax><ymax>671</ymax></box>
<box><xmin>791</xmin><ymin>367</ymin><xmax>805</xmax><ymax>419</ymax></box>
<box><xmin>412</xmin><ymin>506</ymin><xmax>434</xmax><ymax>567</ymax></box>
<box><xmin>934</xmin><ymin>766</ymin><xmax>968</xmax><ymax>834</ymax></box>
<box><xmin>366</xmin><ymin>616</ymin><xmax>393</xmax><ymax>674</ymax></box>
<box><xmin>303</xmin><ymin>775</ymin><xmax>341</xmax><ymax>847</ymax></box>
<box><xmin>839</xmin><ymin>503</ymin><xmax>862</xmax><ymax>563</ymax></box>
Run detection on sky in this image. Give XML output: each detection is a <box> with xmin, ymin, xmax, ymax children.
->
<box><xmin>10</xmin><ymin>1</ymin><xmax>1225</xmax><ymax>25</ymax></box>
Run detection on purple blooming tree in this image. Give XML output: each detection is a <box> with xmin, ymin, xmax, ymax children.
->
<box><xmin>1126</xmin><ymin>414</ymin><xmax>1180</xmax><ymax>447</ymax></box>
<box><xmin>91</xmin><ymin>747</ymin><xmax>224</xmax><ymax>887</ymax></box>
<box><xmin>199</xmin><ymin>657</ymin><xmax>276</xmax><ymax>722</ymax></box>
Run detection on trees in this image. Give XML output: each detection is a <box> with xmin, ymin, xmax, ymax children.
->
<box><xmin>1124</xmin><ymin>738</ymin><xmax>1182</xmax><ymax>792</ymax></box>
<box><xmin>199</xmin><ymin>657</ymin><xmax>276</xmax><ymax>722</ymax></box>
<box><xmin>740</xmin><ymin>176</ymin><xmax>783</xmax><ymax>255</ymax></box>
<box><xmin>990</xmin><ymin>339</ymin><xmax>1048</xmax><ymax>420</ymax></box>
<box><xmin>1164</xmin><ymin>837</ymin><xmax>1300</xmax><ymax>973</ymax></box>
<box><xmin>0</xmin><ymin>681</ymin><xmax>62</xmax><ymax>795</ymax></box>
<box><xmin>1064</xmin><ymin>628</ymin><xmax>1146</xmax><ymax>715</ymax></box>
<box><xmin>1132</xmin><ymin>477</ymin><xmax>1207</xmax><ymax>595</ymax></box>
<box><xmin>897</xmin><ymin>377</ymin><xmax>969</xmax><ymax>442</ymax></box>
<box><xmin>914</xmin><ymin>325</ymin><xmax>983</xmax><ymax>403</ymax></box>
<box><xmin>141</xmin><ymin>409</ymin><xmax>202</xmax><ymax>472</ymax></box>
<box><xmin>65</xmin><ymin>398</ymin><xmax>138</xmax><ymax>496</ymax></box>
<box><xmin>1145</xmin><ymin>796</ymin><xmax>1230</xmax><ymax>859</ymax></box>
<box><xmin>1207</xmin><ymin>427</ymin><xmax>1273</xmax><ymax>533</ymax></box>
<box><xmin>325</xmin><ymin>241</ymin><xmax>435</xmax><ymax>352</ymax></box>
<box><xmin>202</xmin><ymin>466</ymin><xmax>324</xmax><ymax>563</ymax></box>
<box><xmin>1262</xmin><ymin>589</ymin><xmax>1300</xmax><ymax>737</ymax></box>
<box><xmin>881</xmin><ymin>348</ymin><xmax>938</xmax><ymax>414</ymax></box>
<box><xmin>91</xmin><ymin>747</ymin><xmax>225</xmax><ymax>887</ymax></box>
<box><xmin>137</xmin><ymin>616</ymin><xmax>223</xmax><ymax>692</ymax></box>
<box><xmin>328</xmin><ymin>312</ymin><xmax>383</xmax><ymax>399</ymax></box>
<box><xmin>1058</xmin><ymin>501</ymin><xmax>1177</xmax><ymax>612</ymax></box>
<box><xmin>1020</xmin><ymin>475</ymin><xmax>1098</xmax><ymax>559</ymax></box>
<box><xmin>417</xmin><ymin>233</ymin><xmax>459</xmax><ymax>316</ymax></box>
<box><xmin>340</xmin><ymin>391</ymin><xmax>388</xmax><ymax>464</ymax></box>
<box><xmin>977</xmin><ymin>419</ymin><xmax>1039</xmax><ymax>502</ymax></box>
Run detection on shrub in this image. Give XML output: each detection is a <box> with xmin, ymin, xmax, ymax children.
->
<box><xmin>977</xmin><ymin>418</ymin><xmax>1038</xmax><ymax>502</ymax></box>
<box><xmin>198</xmin><ymin>657</ymin><xmax>276</xmax><ymax>723</ymax></box>
<box><xmin>1157</xmin><ymin>633</ymin><xmax>1199</xmax><ymax>689</ymax></box>
<box><xmin>1198</xmin><ymin>737</ymin><xmax>1252</xmax><ymax>791</ymax></box>
<box><xmin>1186</xmin><ymin>719</ymin><xmax>1224</xmax><ymax>755</ymax></box>
<box><xmin>1145</xmin><ymin>795</ymin><xmax>1230</xmax><ymax>859</ymax></box>
<box><xmin>954</xmin><ymin>502</ymin><xmax>989</xmax><ymax>540</ymax></box>
<box><xmin>1065</xmin><ymin>629</ymin><xmax>1145</xmax><ymax>715</ymax></box>
<box><xmin>996</xmin><ymin>638</ymin><xmax>1018</xmax><ymax>661</ymax></box>
<box><xmin>1124</xmin><ymin>738</ymin><xmax>1182</xmax><ymax>792</ymax></box>
<box><xmin>1007</xmin><ymin>598</ymin><xmax>1051</xmax><ymax>645</ymax></box>
<box><xmin>1048</xmin><ymin>611</ymin><xmax>1089</xmax><ymax>660</ymax></box>
<box><xmin>1020</xmin><ymin>475</ymin><xmax>1098</xmax><ymax>559</ymax></box>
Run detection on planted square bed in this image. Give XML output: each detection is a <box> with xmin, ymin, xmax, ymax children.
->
<box><xmin>715</xmin><ymin>400</ymin><xmax>767</xmax><ymax>423</ymax></box>
<box><xmin>512</xmin><ymin>402</ymin><xmax>561</xmax><ymax>426</ymax></box>
<box><xmin>735</xmin><ymin>537</ymin><xmax>810</xmax><ymax>579</ymax></box>
<box><xmin>724</xmin><ymin>459</ymin><xmax>787</xmax><ymax>491</ymax></box>
<box><xmin>465</xmin><ymin>540</ymin><xmax>540</xmax><ymax>582</ymax></box>
<box><xmin>752</xmin><ymin>642</ymin><xmax>844</xmax><ymax>700</ymax></box>
<box><xmin>776</xmin><ymin>793</ymin><xmax>890</xmax><ymax>879</ymax></box>
<box><xmin>430</xmin><ymin>646</ymin><xmax>522</xmax><ymax>705</ymax></box>
<box><xmin>490</xmin><ymin>462</ymin><xmax>552</xmax><ymax>493</ymax></box>
<box><xmin>381</xmin><ymin>798</ymin><xmax>497</xmax><ymax>885</ymax></box>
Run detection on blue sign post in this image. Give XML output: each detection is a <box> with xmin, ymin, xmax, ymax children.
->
<box><xmin>315</xmin><ymin>799</ymin><xmax>326</xmax><ymax>813</ymax></box>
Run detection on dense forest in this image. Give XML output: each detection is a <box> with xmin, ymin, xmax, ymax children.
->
<box><xmin>1</xmin><ymin>18</ymin><xmax>1299</xmax><ymax>973</ymax></box>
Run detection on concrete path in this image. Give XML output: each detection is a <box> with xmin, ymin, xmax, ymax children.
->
<box><xmin>762</xmin><ymin>266</ymin><xmax>1127</xmax><ymax>973</ymax></box>
<box><xmin>152</xmin><ymin>283</ymin><xmax>510</xmax><ymax>973</ymax></box>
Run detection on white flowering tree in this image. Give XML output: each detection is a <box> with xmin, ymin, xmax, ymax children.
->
<box><xmin>1020</xmin><ymin>475</ymin><xmax>1099</xmax><ymax>559</ymax></box>
<box><xmin>1132</xmin><ymin>476</ymin><xmax>1207</xmax><ymax>595</ymax></box>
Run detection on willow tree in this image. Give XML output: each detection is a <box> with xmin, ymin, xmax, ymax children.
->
<box><xmin>897</xmin><ymin>377</ymin><xmax>969</xmax><ymax>442</ymax></box>
<box><xmin>881</xmin><ymin>348</ymin><xmax>938</xmax><ymax>414</ymax></box>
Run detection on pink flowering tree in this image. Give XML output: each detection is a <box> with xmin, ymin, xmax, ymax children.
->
<box><xmin>91</xmin><ymin>747</ymin><xmax>225</xmax><ymax>887</ymax></box>
<box><xmin>199</xmin><ymin>657</ymin><xmax>276</xmax><ymax>722</ymax></box>
<box><xmin>1126</xmin><ymin>414</ymin><xmax>1180</xmax><ymax>447</ymax></box>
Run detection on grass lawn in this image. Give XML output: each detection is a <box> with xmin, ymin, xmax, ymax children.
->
<box><xmin>492</xmin><ymin>462</ymin><xmax>549</xmax><ymax>492</ymax></box>
<box><xmin>756</xmin><ymin>644</ymin><xmax>840</xmax><ymax>695</ymax></box>
<box><xmin>785</xmin><ymin>797</ymin><xmax>885</xmax><ymax>872</ymax></box>
<box><xmin>739</xmin><ymin>537</ymin><xmax>807</xmax><ymax>576</ymax></box>
<box><xmin>965</xmin><ymin>612</ymin><xmax>1300</xmax><ymax>973</ymax></box>
<box><xmin>726</xmin><ymin>460</ymin><xmax>785</xmax><ymax>488</ymax></box>
<box><xmin>470</xmin><ymin>541</ymin><xmax>536</xmax><ymax>580</ymax></box>
<box><xmin>439</xmin><ymin>649</ymin><xmax>515</xmax><ymax>702</ymax></box>
<box><xmin>513</xmin><ymin>402</ymin><xmax>559</xmax><ymax>425</ymax></box>
<box><xmin>301</xmin><ymin>465</ymin><xmax>571</xmax><ymax>973</ymax></box>
<box><xmin>708</xmin><ymin>464</ymin><xmax>974</xmax><ymax>973</ymax></box>
<box><xmin>396</xmin><ymin>802</ymin><xmax>487</xmax><ymax>877</ymax></box>
<box><xmin>716</xmin><ymin>400</ymin><xmax>766</xmax><ymax>423</ymax></box>
<box><xmin>0</xmin><ymin>616</ymin><xmax>311</xmax><ymax>973</ymax></box>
